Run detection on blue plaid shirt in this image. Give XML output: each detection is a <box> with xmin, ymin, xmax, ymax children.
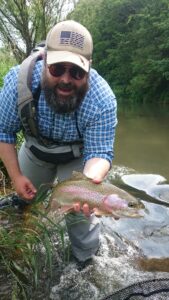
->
<box><xmin>0</xmin><ymin>61</ymin><xmax>117</xmax><ymax>164</ymax></box>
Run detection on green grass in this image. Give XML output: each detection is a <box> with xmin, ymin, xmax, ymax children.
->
<box><xmin>0</xmin><ymin>188</ymin><xmax>68</xmax><ymax>299</ymax></box>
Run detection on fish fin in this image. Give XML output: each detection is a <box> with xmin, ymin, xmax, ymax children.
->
<box><xmin>49</xmin><ymin>199</ymin><xmax>73</xmax><ymax>213</ymax></box>
<box><xmin>71</xmin><ymin>171</ymin><xmax>88</xmax><ymax>181</ymax></box>
<box><xmin>58</xmin><ymin>205</ymin><xmax>74</xmax><ymax>213</ymax></box>
<box><xmin>93</xmin><ymin>207</ymin><xmax>121</xmax><ymax>219</ymax></box>
<box><xmin>111</xmin><ymin>212</ymin><xmax>121</xmax><ymax>219</ymax></box>
<box><xmin>93</xmin><ymin>208</ymin><xmax>106</xmax><ymax>217</ymax></box>
<box><xmin>49</xmin><ymin>200</ymin><xmax>60</xmax><ymax>210</ymax></box>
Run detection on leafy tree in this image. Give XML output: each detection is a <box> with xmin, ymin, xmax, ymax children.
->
<box><xmin>69</xmin><ymin>0</ymin><xmax>102</xmax><ymax>34</ymax></box>
<box><xmin>0</xmin><ymin>0</ymin><xmax>77</xmax><ymax>62</ymax></box>
<box><xmin>71</xmin><ymin>0</ymin><xmax>169</xmax><ymax>103</ymax></box>
<box><xmin>0</xmin><ymin>49</ymin><xmax>16</xmax><ymax>87</ymax></box>
<box><xmin>129</xmin><ymin>0</ymin><xmax>169</xmax><ymax>102</ymax></box>
<box><xmin>71</xmin><ymin>0</ymin><xmax>146</xmax><ymax>97</ymax></box>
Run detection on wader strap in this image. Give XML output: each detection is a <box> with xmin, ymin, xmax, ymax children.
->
<box><xmin>26</xmin><ymin>136</ymin><xmax>83</xmax><ymax>164</ymax></box>
<box><xmin>18</xmin><ymin>52</ymin><xmax>42</xmax><ymax>109</ymax></box>
<box><xmin>75</xmin><ymin>111</ymin><xmax>82</xmax><ymax>139</ymax></box>
<box><xmin>18</xmin><ymin>52</ymin><xmax>43</xmax><ymax>138</ymax></box>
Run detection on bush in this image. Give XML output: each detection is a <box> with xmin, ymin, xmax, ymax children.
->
<box><xmin>0</xmin><ymin>48</ymin><xmax>16</xmax><ymax>88</ymax></box>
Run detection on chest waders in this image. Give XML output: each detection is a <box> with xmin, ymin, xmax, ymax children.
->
<box><xmin>17</xmin><ymin>51</ymin><xmax>83</xmax><ymax>164</ymax></box>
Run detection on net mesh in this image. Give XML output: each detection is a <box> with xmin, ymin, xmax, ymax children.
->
<box><xmin>102</xmin><ymin>278</ymin><xmax>169</xmax><ymax>300</ymax></box>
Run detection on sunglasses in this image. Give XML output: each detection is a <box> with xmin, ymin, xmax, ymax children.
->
<box><xmin>48</xmin><ymin>63</ymin><xmax>86</xmax><ymax>80</ymax></box>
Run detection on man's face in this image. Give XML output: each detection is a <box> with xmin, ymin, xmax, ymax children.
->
<box><xmin>42</xmin><ymin>62</ymin><xmax>89</xmax><ymax>113</ymax></box>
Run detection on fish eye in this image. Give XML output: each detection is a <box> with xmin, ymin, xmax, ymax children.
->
<box><xmin>128</xmin><ymin>202</ymin><xmax>135</xmax><ymax>208</ymax></box>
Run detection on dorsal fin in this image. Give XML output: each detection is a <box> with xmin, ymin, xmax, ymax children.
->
<box><xmin>71</xmin><ymin>171</ymin><xmax>89</xmax><ymax>181</ymax></box>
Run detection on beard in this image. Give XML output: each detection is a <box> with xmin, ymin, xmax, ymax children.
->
<box><xmin>41</xmin><ymin>69</ymin><xmax>88</xmax><ymax>114</ymax></box>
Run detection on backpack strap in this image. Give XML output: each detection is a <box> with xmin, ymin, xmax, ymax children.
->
<box><xmin>18</xmin><ymin>51</ymin><xmax>43</xmax><ymax>138</ymax></box>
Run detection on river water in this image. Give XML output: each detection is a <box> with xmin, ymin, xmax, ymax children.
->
<box><xmin>113</xmin><ymin>103</ymin><xmax>169</xmax><ymax>180</ymax></box>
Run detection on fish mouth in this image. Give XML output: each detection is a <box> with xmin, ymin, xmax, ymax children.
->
<box><xmin>115</xmin><ymin>200</ymin><xmax>145</xmax><ymax>218</ymax></box>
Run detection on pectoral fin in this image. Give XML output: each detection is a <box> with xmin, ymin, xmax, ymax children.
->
<box><xmin>71</xmin><ymin>171</ymin><xmax>91</xmax><ymax>182</ymax></box>
<box><xmin>93</xmin><ymin>208</ymin><xmax>106</xmax><ymax>217</ymax></box>
<box><xmin>58</xmin><ymin>205</ymin><xmax>74</xmax><ymax>214</ymax></box>
<box><xmin>71</xmin><ymin>171</ymin><xmax>85</xmax><ymax>179</ymax></box>
<box><xmin>93</xmin><ymin>207</ymin><xmax>120</xmax><ymax>219</ymax></box>
<box><xmin>50</xmin><ymin>199</ymin><xmax>74</xmax><ymax>214</ymax></box>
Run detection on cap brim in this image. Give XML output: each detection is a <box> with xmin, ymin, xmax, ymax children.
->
<box><xmin>46</xmin><ymin>50</ymin><xmax>90</xmax><ymax>72</ymax></box>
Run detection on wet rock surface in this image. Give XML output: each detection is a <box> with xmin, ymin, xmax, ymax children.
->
<box><xmin>48</xmin><ymin>230</ymin><xmax>169</xmax><ymax>300</ymax></box>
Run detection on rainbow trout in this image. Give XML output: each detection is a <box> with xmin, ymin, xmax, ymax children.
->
<box><xmin>50</xmin><ymin>172</ymin><xmax>144</xmax><ymax>218</ymax></box>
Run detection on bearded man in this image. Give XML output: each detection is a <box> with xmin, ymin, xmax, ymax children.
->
<box><xmin>0</xmin><ymin>20</ymin><xmax>117</xmax><ymax>263</ymax></box>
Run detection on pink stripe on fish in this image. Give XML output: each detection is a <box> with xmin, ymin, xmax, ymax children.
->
<box><xmin>59</xmin><ymin>185</ymin><xmax>104</xmax><ymax>203</ymax></box>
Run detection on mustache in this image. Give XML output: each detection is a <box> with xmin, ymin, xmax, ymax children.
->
<box><xmin>56</xmin><ymin>82</ymin><xmax>75</xmax><ymax>90</ymax></box>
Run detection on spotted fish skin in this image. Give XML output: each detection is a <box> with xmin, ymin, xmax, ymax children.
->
<box><xmin>50</xmin><ymin>172</ymin><xmax>144</xmax><ymax>218</ymax></box>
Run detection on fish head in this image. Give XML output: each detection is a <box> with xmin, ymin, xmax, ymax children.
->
<box><xmin>103</xmin><ymin>194</ymin><xmax>144</xmax><ymax>218</ymax></box>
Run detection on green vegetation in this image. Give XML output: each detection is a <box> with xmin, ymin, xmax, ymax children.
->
<box><xmin>0</xmin><ymin>49</ymin><xmax>16</xmax><ymax>87</ymax></box>
<box><xmin>0</xmin><ymin>188</ymin><xmax>68</xmax><ymax>299</ymax></box>
<box><xmin>70</xmin><ymin>0</ymin><xmax>169</xmax><ymax>104</ymax></box>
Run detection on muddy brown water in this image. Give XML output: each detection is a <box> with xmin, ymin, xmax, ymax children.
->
<box><xmin>113</xmin><ymin>103</ymin><xmax>169</xmax><ymax>179</ymax></box>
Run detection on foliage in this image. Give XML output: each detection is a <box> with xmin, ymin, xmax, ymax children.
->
<box><xmin>0</xmin><ymin>0</ymin><xmax>77</xmax><ymax>62</ymax></box>
<box><xmin>68</xmin><ymin>0</ymin><xmax>102</xmax><ymax>35</ymax></box>
<box><xmin>71</xmin><ymin>0</ymin><xmax>169</xmax><ymax>104</ymax></box>
<box><xmin>0</xmin><ymin>188</ymin><xmax>67</xmax><ymax>298</ymax></box>
<box><xmin>128</xmin><ymin>0</ymin><xmax>169</xmax><ymax>103</ymax></box>
<box><xmin>0</xmin><ymin>49</ymin><xmax>16</xmax><ymax>87</ymax></box>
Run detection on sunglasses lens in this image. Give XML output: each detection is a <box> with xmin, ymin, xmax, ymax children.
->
<box><xmin>49</xmin><ymin>64</ymin><xmax>65</xmax><ymax>77</ymax></box>
<box><xmin>70</xmin><ymin>66</ymin><xmax>86</xmax><ymax>80</ymax></box>
<box><xmin>48</xmin><ymin>64</ymin><xmax>86</xmax><ymax>80</ymax></box>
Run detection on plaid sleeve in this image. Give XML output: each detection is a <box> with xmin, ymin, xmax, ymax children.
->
<box><xmin>83</xmin><ymin>103</ymin><xmax>117</xmax><ymax>164</ymax></box>
<box><xmin>0</xmin><ymin>66</ymin><xmax>21</xmax><ymax>143</ymax></box>
<box><xmin>82</xmin><ymin>69</ymin><xmax>117</xmax><ymax>164</ymax></box>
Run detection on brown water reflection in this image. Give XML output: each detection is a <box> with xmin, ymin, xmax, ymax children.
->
<box><xmin>113</xmin><ymin>104</ymin><xmax>169</xmax><ymax>180</ymax></box>
<box><xmin>138</xmin><ymin>257</ymin><xmax>169</xmax><ymax>272</ymax></box>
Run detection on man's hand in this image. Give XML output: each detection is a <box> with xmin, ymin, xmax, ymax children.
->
<box><xmin>73</xmin><ymin>202</ymin><xmax>90</xmax><ymax>216</ymax></box>
<box><xmin>12</xmin><ymin>175</ymin><xmax>37</xmax><ymax>201</ymax></box>
<box><xmin>0</xmin><ymin>143</ymin><xmax>36</xmax><ymax>201</ymax></box>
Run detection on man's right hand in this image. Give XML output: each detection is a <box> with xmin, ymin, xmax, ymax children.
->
<box><xmin>0</xmin><ymin>143</ymin><xmax>37</xmax><ymax>200</ymax></box>
<box><xmin>12</xmin><ymin>175</ymin><xmax>37</xmax><ymax>201</ymax></box>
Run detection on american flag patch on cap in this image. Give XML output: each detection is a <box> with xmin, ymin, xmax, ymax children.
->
<box><xmin>60</xmin><ymin>31</ymin><xmax>84</xmax><ymax>49</ymax></box>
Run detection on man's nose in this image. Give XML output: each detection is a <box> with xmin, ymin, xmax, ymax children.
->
<box><xmin>60</xmin><ymin>69</ymin><xmax>72</xmax><ymax>83</ymax></box>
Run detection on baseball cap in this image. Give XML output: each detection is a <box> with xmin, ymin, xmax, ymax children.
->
<box><xmin>46</xmin><ymin>20</ymin><xmax>93</xmax><ymax>73</ymax></box>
